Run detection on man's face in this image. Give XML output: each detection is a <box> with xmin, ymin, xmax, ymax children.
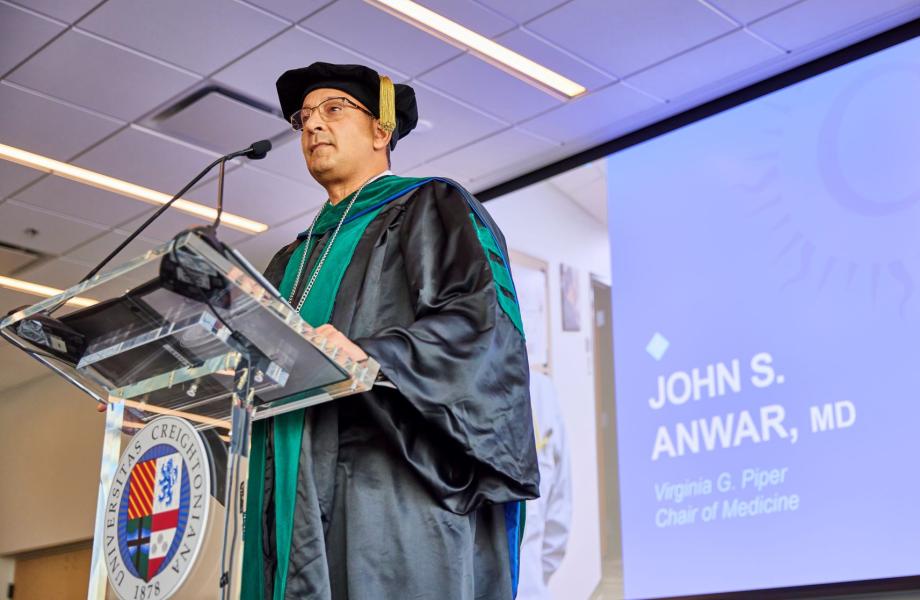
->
<box><xmin>299</xmin><ymin>88</ymin><xmax>377</xmax><ymax>182</ymax></box>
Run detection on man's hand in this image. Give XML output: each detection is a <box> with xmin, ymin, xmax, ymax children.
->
<box><xmin>314</xmin><ymin>324</ymin><xmax>367</xmax><ymax>363</ymax></box>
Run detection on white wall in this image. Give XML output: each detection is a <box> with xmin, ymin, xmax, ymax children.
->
<box><xmin>487</xmin><ymin>183</ymin><xmax>611</xmax><ymax>600</ymax></box>
<box><xmin>0</xmin><ymin>375</ymin><xmax>102</xmax><ymax>555</ymax></box>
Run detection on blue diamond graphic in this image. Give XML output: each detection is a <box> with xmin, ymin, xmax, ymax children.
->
<box><xmin>646</xmin><ymin>333</ymin><xmax>669</xmax><ymax>360</ymax></box>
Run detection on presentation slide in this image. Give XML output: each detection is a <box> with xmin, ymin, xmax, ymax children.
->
<box><xmin>608</xmin><ymin>33</ymin><xmax>920</xmax><ymax>599</ymax></box>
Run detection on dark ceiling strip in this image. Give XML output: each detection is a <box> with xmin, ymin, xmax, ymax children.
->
<box><xmin>152</xmin><ymin>85</ymin><xmax>281</xmax><ymax>121</ymax></box>
<box><xmin>475</xmin><ymin>16</ymin><xmax>920</xmax><ymax>202</ymax></box>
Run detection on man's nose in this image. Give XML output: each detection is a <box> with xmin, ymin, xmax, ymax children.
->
<box><xmin>304</xmin><ymin>109</ymin><xmax>325</xmax><ymax>132</ymax></box>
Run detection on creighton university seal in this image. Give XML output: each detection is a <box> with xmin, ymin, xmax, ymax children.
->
<box><xmin>104</xmin><ymin>415</ymin><xmax>211</xmax><ymax>600</ymax></box>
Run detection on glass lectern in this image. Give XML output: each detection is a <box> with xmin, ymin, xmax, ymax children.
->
<box><xmin>0</xmin><ymin>228</ymin><xmax>379</xmax><ymax>599</ymax></box>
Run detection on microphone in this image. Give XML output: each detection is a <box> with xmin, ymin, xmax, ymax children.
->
<box><xmin>213</xmin><ymin>140</ymin><xmax>271</xmax><ymax>229</ymax></box>
<box><xmin>245</xmin><ymin>139</ymin><xmax>272</xmax><ymax>160</ymax></box>
<box><xmin>224</xmin><ymin>139</ymin><xmax>272</xmax><ymax>161</ymax></box>
<box><xmin>80</xmin><ymin>140</ymin><xmax>273</xmax><ymax>284</ymax></box>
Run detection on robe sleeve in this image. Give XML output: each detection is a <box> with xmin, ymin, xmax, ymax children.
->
<box><xmin>354</xmin><ymin>180</ymin><xmax>540</xmax><ymax>514</ymax></box>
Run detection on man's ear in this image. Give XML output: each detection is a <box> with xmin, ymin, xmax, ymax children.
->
<box><xmin>372</xmin><ymin>121</ymin><xmax>393</xmax><ymax>151</ymax></box>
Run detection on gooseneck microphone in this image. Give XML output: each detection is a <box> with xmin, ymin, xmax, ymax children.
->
<box><xmin>243</xmin><ymin>139</ymin><xmax>272</xmax><ymax>160</ymax></box>
<box><xmin>80</xmin><ymin>140</ymin><xmax>272</xmax><ymax>284</ymax></box>
<box><xmin>213</xmin><ymin>139</ymin><xmax>272</xmax><ymax>229</ymax></box>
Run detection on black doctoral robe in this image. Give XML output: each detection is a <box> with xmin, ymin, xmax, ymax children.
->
<box><xmin>254</xmin><ymin>178</ymin><xmax>540</xmax><ymax>599</ymax></box>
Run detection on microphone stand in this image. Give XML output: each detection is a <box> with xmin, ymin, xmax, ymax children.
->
<box><xmin>22</xmin><ymin>141</ymin><xmax>273</xmax><ymax>386</ymax></box>
<box><xmin>80</xmin><ymin>154</ymin><xmax>226</xmax><ymax>284</ymax></box>
<box><xmin>214</xmin><ymin>158</ymin><xmax>227</xmax><ymax>229</ymax></box>
<box><xmin>79</xmin><ymin>140</ymin><xmax>272</xmax><ymax>285</ymax></box>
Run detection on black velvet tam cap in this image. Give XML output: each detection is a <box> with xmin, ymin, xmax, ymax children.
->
<box><xmin>276</xmin><ymin>62</ymin><xmax>418</xmax><ymax>149</ymax></box>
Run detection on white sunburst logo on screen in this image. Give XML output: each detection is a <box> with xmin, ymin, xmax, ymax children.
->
<box><xmin>733</xmin><ymin>61</ymin><xmax>920</xmax><ymax>318</ymax></box>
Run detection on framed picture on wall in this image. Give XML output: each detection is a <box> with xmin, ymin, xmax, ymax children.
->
<box><xmin>510</xmin><ymin>249</ymin><xmax>551</xmax><ymax>374</ymax></box>
<box><xmin>560</xmin><ymin>263</ymin><xmax>581</xmax><ymax>332</ymax></box>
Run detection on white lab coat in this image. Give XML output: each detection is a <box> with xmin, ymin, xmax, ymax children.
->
<box><xmin>517</xmin><ymin>371</ymin><xmax>573</xmax><ymax>600</ymax></box>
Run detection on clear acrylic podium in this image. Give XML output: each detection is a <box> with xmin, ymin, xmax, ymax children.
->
<box><xmin>0</xmin><ymin>228</ymin><xmax>379</xmax><ymax>598</ymax></box>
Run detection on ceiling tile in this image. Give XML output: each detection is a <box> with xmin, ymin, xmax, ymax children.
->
<box><xmin>424</xmin><ymin>128</ymin><xmax>559</xmax><ymax>184</ymax></box>
<box><xmin>250</xmin><ymin>136</ymin><xmax>318</xmax><ymax>185</ymax></box>
<box><xmin>0</xmin><ymin>82</ymin><xmax>123</xmax><ymax>160</ymax></box>
<box><xmin>73</xmin><ymin>126</ymin><xmax>219</xmax><ymax>194</ymax></box>
<box><xmin>63</xmin><ymin>230</ymin><xmax>160</xmax><ymax>264</ymax></box>
<box><xmin>0</xmin><ymin>284</ymin><xmax>39</xmax><ymax>311</ymax></box>
<box><xmin>191</xmin><ymin>164</ymin><xmax>325</xmax><ymax>226</ymax></box>
<box><xmin>302</xmin><ymin>0</ymin><xmax>460</xmax><ymax>77</ymax></box>
<box><xmin>0</xmin><ymin>3</ymin><xmax>65</xmax><ymax>75</ymax></box>
<box><xmin>243</xmin><ymin>0</ymin><xmax>331</xmax><ymax>22</ymax></box>
<box><xmin>234</xmin><ymin>206</ymin><xmax>319</xmax><ymax>272</ymax></box>
<box><xmin>415</xmin><ymin>0</ymin><xmax>516</xmax><ymax>36</ymax></box>
<box><xmin>420</xmin><ymin>53</ymin><xmax>563</xmax><ymax>123</ymax></box>
<box><xmin>518</xmin><ymin>82</ymin><xmax>662</xmax><ymax>144</ymax></box>
<box><xmin>474</xmin><ymin>0</ymin><xmax>567</xmax><ymax>24</ymax></box>
<box><xmin>7</xmin><ymin>0</ymin><xmax>99</xmax><ymax>23</ymax></box>
<box><xmin>749</xmin><ymin>0</ymin><xmax>920</xmax><ymax>51</ymax></box>
<box><xmin>0</xmin><ymin>239</ymin><xmax>37</xmax><ymax>274</ymax></box>
<box><xmin>117</xmin><ymin>208</ymin><xmax>252</xmax><ymax>245</ymax></box>
<box><xmin>213</xmin><ymin>27</ymin><xmax>399</xmax><ymax>108</ymax></box>
<box><xmin>496</xmin><ymin>28</ymin><xmax>615</xmax><ymax>91</ymax></box>
<box><xmin>0</xmin><ymin>163</ymin><xmax>44</xmax><ymax>199</ymax></box>
<box><xmin>85</xmin><ymin>275</ymin><xmax>154</xmax><ymax>300</ymax></box>
<box><xmin>389</xmin><ymin>83</ymin><xmax>507</xmax><ymax>172</ymax></box>
<box><xmin>89</xmin><ymin>241</ymin><xmax>166</xmax><ymax>286</ymax></box>
<box><xmin>8</xmin><ymin>30</ymin><xmax>200</xmax><ymax>121</ymax></box>
<box><xmin>17</xmin><ymin>256</ymin><xmax>93</xmax><ymax>288</ymax></box>
<box><xmin>0</xmin><ymin>200</ymin><xmax>108</xmax><ymax>255</ymax></box>
<box><xmin>152</xmin><ymin>91</ymin><xmax>289</xmax><ymax>155</ymax></box>
<box><xmin>625</xmin><ymin>30</ymin><xmax>784</xmax><ymax>101</ymax></box>
<box><xmin>9</xmin><ymin>176</ymin><xmax>151</xmax><ymax>228</ymax></box>
<box><xmin>79</xmin><ymin>0</ymin><xmax>288</xmax><ymax>75</ymax></box>
<box><xmin>526</xmin><ymin>0</ymin><xmax>735</xmax><ymax>77</ymax></box>
<box><xmin>401</xmin><ymin>163</ymin><xmax>470</xmax><ymax>187</ymax></box>
<box><xmin>708</xmin><ymin>0</ymin><xmax>803</xmax><ymax>24</ymax></box>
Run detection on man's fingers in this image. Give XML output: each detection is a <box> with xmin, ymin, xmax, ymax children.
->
<box><xmin>325</xmin><ymin>331</ymin><xmax>346</xmax><ymax>343</ymax></box>
<box><xmin>315</xmin><ymin>325</ymin><xmax>345</xmax><ymax>347</ymax></box>
<box><xmin>312</xmin><ymin>324</ymin><xmax>367</xmax><ymax>362</ymax></box>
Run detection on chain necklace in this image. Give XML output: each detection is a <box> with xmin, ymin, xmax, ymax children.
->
<box><xmin>288</xmin><ymin>176</ymin><xmax>375</xmax><ymax>312</ymax></box>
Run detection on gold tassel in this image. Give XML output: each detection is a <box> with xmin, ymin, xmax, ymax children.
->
<box><xmin>378</xmin><ymin>75</ymin><xmax>397</xmax><ymax>133</ymax></box>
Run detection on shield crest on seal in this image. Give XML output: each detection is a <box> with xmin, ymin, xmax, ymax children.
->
<box><xmin>104</xmin><ymin>416</ymin><xmax>210</xmax><ymax>599</ymax></box>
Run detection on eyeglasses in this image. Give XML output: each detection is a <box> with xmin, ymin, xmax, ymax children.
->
<box><xmin>289</xmin><ymin>97</ymin><xmax>374</xmax><ymax>131</ymax></box>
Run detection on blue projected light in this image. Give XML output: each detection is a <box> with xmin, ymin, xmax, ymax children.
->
<box><xmin>608</xmin><ymin>34</ymin><xmax>920</xmax><ymax>599</ymax></box>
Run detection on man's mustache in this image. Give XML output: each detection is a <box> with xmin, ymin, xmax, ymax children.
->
<box><xmin>307</xmin><ymin>136</ymin><xmax>334</xmax><ymax>151</ymax></box>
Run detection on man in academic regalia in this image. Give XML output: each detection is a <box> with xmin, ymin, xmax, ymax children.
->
<box><xmin>241</xmin><ymin>62</ymin><xmax>540</xmax><ymax>600</ymax></box>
